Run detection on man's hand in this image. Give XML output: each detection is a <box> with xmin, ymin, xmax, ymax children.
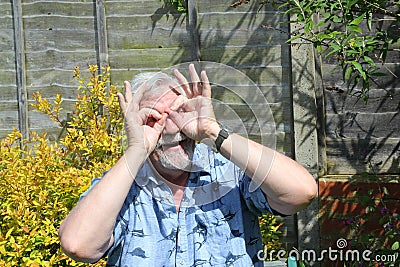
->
<box><xmin>168</xmin><ymin>64</ymin><xmax>220</xmax><ymax>143</ymax></box>
<box><xmin>117</xmin><ymin>81</ymin><xmax>167</xmax><ymax>155</ymax></box>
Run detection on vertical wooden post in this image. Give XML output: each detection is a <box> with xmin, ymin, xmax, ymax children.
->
<box><xmin>290</xmin><ymin>18</ymin><xmax>321</xmax><ymax>264</ymax></box>
<box><xmin>12</xmin><ymin>0</ymin><xmax>29</xmax><ymax>139</ymax></box>
<box><xmin>187</xmin><ymin>0</ymin><xmax>200</xmax><ymax>61</ymax></box>
<box><xmin>95</xmin><ymin>0</ymin><xmax>108</xmax><ymax>68</ymax></box>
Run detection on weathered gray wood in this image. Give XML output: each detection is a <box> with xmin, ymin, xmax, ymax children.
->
<box><xmin>188</xmin><ymin>0</ymin><xmax>200</xmax><ymax>61</ymax></box>
<box><xmin>23</xmin><ymin>16</ymin><xmax>96</xmax><ymax>30</ymax></box>
<box><xmin>105</xmin><ymin>0</ymin><xmax>183</xmax><ymax>15</ymax></box>
<box><xmin>326</xmin><ymin>112</ymin><xmax>400</xmax><ymax>138</ymax></box>
<box><xmin>25</xmin><ymin>50</ymin><xmax>98</xmax><ymax>69</ymax></box>
<box><xmin>326</xmin><ymin>137</ymin><xmax>400</xmax><ymax>174</ymax></box>
<box><xmin>12</xmin><ymin>0</ymin><xmax>29</xmax><ymax>139</ymax></box>
<box><xmin>200</xmin><ymin>45</ymin><xmax>289</xmax><ymax>67</ymax></box>
<box><xmin>290</xmin><ymin>19</ymin><xmax>321</xmax><ymax>260</ymax></box>
<box><xmin>325</xmin><ymin>88</ymin><xmax>400</xmax><ymax>113</ymax></box>
<box><xmin>95</xmin><ymin>0</ymin><xmax>108</xmax><ymax>67</ymax></box>
<box><xmin>108</xmin><ymin>48</ymin><xmax>194</xmax><ymax>69</ymax></box>
<box><xmin>22</xmin><ymin>1</ymin><xmax>94</xmax><ymax>16</ymax></box>
<box><xmin>322</xmin><ymin>63</ymin><xmax>400</xmax><ymax>90</ymax></box>
<box><xmin>25</xmin><ymin>29</ymin><xmax>96</xmax><ymax>50</ymax></box>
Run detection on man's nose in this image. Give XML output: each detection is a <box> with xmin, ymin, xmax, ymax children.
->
<box><xmin>163</xmin><ymin>117</ymin><xmax>180</xmax><ymax>134</ymax></box>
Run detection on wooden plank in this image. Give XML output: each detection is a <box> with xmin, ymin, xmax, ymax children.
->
<box><xmin>0</xmin><ymin>70</ymin><xmax>16</xmax><ymax>84</ymax></box>
<box><xmin>23</xmin><ymin>16</ymin><xmax>95</xmax><ymax>30</ymax></box>
<box><xmin>200</xmin><ymin>45</ymin><xmax>288</xmax><ymax>67</ymax></box>
<box><xmin>322</xmin><ymin>63</ymin><xmax>400</xmax><ymax>90</ymax></box>
<box><xmin>198</xmin><ymin>12</ymin><xmax>285</xmax><ymax>32</ymax></box>
<box><xmin>12</xmin><ymin>0</ymin><xmax>29</xmax><ymax>139</ymax></box>
<box><xmin>107</xmin><ymin>29</ymin><xmax>192</xmax><ymax>50</ymax></box>
<box><xmin>24</xmin><ymin>29</ymin><xmax>96</xmax><ymax>50</ymax></box>
<box><xmin>326</xmin><ymin>112</ymin><xmax>400</xmax><ymax>138</ymax></box>
<box><xmin>108</xmin><ymin>48</ymin><xmax>194</xmax><ymax>69</ymax></box>
<box><xmin>22</xmin><ymin>1</ymin><xmax>94</xmax><ymax>16</ymax></box>
<box><xmin>106</xmin><ymin>15</ymin><xmax>186</xmax><ymax>31</ymax></box>
<box><xmin>326</xmin><ymin>137</ymin><xmax>400</xmax><ymax>174</ymax></box>
<box><xmin>26</xmin><ymin>69</ymin><xmax>82</xmax><ymax>87</ymax></box>
<box><xmin>0</xmin><ymin>110</ymin><xmax>18</xmax><ymax>130</ymax></box>
<box><xmin>25</xmin><ymin>50</ymin><xmax>98</xmax><ymax>69</ymax></box>
<box><xmin>198</xmin><ymin>0</ymin><xmax>277</xmax><ymax>13</ymax></box>
<box><xmin>27</xmin><ymin>85</ymin><xmax>79</xmax><ymax>100</ymax></box>
<box><xmin>0</xmin><ymin>86</ymin><xmax>18</xmax><ymax>101</ymax></box>
<box><xmin>0</xmin><ymin>2</ymin><xmax>13</xmax><ymax>16</ymax></box>
<box><xmin>0</xmin><ymin>29</ymin><xmax>14</xmax><ymax>49</ymax></box>
<box><xmin>0</xmin><ymin>52</ymin><xmax>16</xmax><ymax>70</ymax></box>
<box><xmin>199</xmin><ymin>28</ymin><xmax>289</xmax><ymax>47</ymax></box>
<box><xmin>325</xmin><ymin>88</ymin><xmax>400</xmax><ymax>113</ymax></box>
<box><xmin>105</xmin><ymin>0</ymin><xmax>184</xmax><ymax>15</ymax></box>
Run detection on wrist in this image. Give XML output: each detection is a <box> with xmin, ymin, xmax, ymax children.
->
<box><xmin>206</xmin><ymin>122</ymin><xmax>221</xmax><ymax>140</ymax></box>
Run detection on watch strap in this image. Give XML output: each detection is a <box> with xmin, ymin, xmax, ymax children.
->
<box><xmin>215</xmin><ymin>128</ymin><xmax>229</xmax><ymax>152</ymax></box>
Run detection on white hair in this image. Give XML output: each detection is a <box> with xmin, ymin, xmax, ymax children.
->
<box><xmin>130</xmin><ymin>72</ymin><xmax>185</xmax><ymax>97</ymax></box>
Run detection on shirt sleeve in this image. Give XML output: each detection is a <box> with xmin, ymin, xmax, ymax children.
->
<box><xmin>236</xmin><ymin>166</ymin><xmax>276</xmax><ymax>216</ymax></box>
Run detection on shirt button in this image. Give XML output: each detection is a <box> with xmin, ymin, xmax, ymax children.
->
<box><xmin>179</xmin><ymin>259</ymin><xmax>185</xmax><ymax>265</ymax></box>
<box><xmin>165</xmin><ymin>194</ymin><xmax>171</xmax><ymax>201</ymax></box>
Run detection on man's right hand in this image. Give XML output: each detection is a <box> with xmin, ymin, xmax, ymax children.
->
<box><xmin>117</xmin><ymin>81</ymin><xmax>167</xmax><ymax>156</ymax></box>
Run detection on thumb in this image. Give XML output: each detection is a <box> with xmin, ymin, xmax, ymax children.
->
<box><xmin>153</xmin><ymin>113</ymin><xmax>167</xmax><ymax>135</ymax></box>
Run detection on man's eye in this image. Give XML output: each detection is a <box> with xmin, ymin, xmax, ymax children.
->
<box><xmin>146</xmin><ymin>117</ymin><xmax>157</xmax><ymax>127</ymax></box>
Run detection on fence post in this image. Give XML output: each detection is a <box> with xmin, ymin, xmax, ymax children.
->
<box><xmin>187</xmin><ymin>0</ymin><xmax>200</xmax><ymax>61</ymax></box>
<box><xmin>289</xmin><ymin>19</ymin><xmax>321</xmax><ymax>265</ymax></box>
<box><xmin>95</xmin><ymin>0</ymin><xmax>109</xmax><ymax>68</ymax></box>
<box><xmin>12</xmin><ymin>0</ymin><xmax>29</xmax><ymax>140</ymax></box>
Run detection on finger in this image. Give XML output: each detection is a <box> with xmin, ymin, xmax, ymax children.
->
<box><xmin>123</xmin><ymin>81</ymin><xmax>133</xmax><ymax>104</ymax></box>
<box><xmin>169</xmin><ymin>94</ymin><xmax>187</xmax><ymax>111</ymax></box>
<box><xmin>153</xmin><ymin>113</ymin><xmax>167</xmax><ymax>135</ymax></box>
<box><xmin>201</xmin><ymin>70</ymin><xmax>212</xmax><ymax>98</ymax></box>
<box><xmin>140</xmin><ymin>108</ymin><xmax>163</xmax><ymax>124</ymax></box>
<box><xmin>126</xmin><ymin>82</ymin><xmax>146</xmax><ymax>114</ymax></box>
<box><xmin>117</xmin><ymin>92</ymin><xmax>127</xmax><ymax>115</ymax></box>
<box><xmin>189</xmin><ymin>63</ymin><xmax>201</xmax><ymax>96</ymax></box>
<box><xmin>173</xmin><ymin>69</ymin><xmax>192</xmax><ymax>98</ymax></box>
<box><xmin>168</xmin><ymin>110</ymin><xmax>185</xmax><ymax>129</ymax></box>
<box><xmin>132</xmin><ymin>82</ymin><xmax>147</xmax><ymax>106</ymax></box>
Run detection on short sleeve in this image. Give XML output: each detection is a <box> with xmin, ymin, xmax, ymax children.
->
<box><xmin>237</xmin><ymin>168</ymin><xmax>275</xmax><ymax>216</ymax></box>
<box><xmin>79</xmin><ymin>177</ymin><xmax>101</xmax><ymax>200</ymax></box>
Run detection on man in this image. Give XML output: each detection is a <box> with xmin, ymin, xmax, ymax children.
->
<box><xmin>59</xmin><ymin>64</ymin><xmax>317</xmax><ymax>266</ymax></box>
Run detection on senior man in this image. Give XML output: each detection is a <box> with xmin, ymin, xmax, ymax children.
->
<box><xmin>59</xmin><ymin>64</ymin><xmax>317</xmax><ymax>266</ymax></box>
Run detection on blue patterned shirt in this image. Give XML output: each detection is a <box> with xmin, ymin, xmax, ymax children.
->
<box><xmin>81</xmin><ymin>144</ymin><xmax>274</xmax><ymax>266</ymax></box>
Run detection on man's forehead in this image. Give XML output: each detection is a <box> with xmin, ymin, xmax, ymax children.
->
<box><xmin>140</xmin><ymin>81</ymin><xmax>180</xmax><ymax>107</ymax></box>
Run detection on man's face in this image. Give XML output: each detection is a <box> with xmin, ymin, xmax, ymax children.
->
<box><xmin>139</xmin><ymin>82</ymin><xmax>195</xmax><ymax>171</ymax></box>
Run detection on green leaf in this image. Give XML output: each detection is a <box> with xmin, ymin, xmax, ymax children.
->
<box><xmin>347</xmin><ymin>25</ymin><xmax>362</xmax><ymax>34</ymax></box>
<box><xmin>351</xmin><ymin>61</ymin><xmax>367</xmax><ymax>80</ymax></box>
<box><xmin>392</xmin><ymin>241</ymin><xmax>399</xmax><ymax>251</ymax></box>
<box><xmin>350</xmin><ymin>13</ymin><xmax>366</xmax><ymax>26</ymax></box>
<box><xmin>363</xmin><ymin>55</ymin><xmax>376</xmax><ymax>66</ymax></box>
<box><xmin>332</xmin><ymin>15</ymin><xmax>342</xmax><ymax>23</ymax></box>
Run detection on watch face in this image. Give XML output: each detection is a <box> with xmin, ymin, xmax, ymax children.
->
<box><xmin>220</xmin><ymin>128</ymin><xmax>229</xmax><ymax>139</ymax></box>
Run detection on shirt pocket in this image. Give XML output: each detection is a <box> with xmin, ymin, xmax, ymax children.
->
<box><xmin>193</xmin><ymin>208</ymin><xmax>251</xmax><ymax>266</ymax></box>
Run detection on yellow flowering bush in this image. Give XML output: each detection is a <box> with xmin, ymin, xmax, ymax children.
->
<box><xmin>0</xmin><ymin>65</ymin><xmax>122</xmax><ymax>266</ymax></box>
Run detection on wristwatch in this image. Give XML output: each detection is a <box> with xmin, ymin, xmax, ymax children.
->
<box><xmin>214</xmin><ymin>127</ymin><xmax>230</xmax><ymax>153</ymax></box>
